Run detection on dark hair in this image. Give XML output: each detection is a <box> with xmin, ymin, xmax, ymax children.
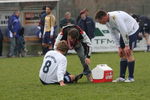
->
<box><xmin>68</xmin><ymin>28</ymin><xmax>79</xmax><ymax>39</ymax></box>
<box><xmin>95</xmin><ymin>10</ymin><xmax>107</xmax><ymax>19</ymax></box>
<box><xmin>42</xmin><ymin>6</ymin><xmax>46</xmax><ymax>10</ymax></box>
<box><xmin>56</xmin><ymin>40</ymin><xmax>69</xmax><ymax>53</ymax></box>
<box><xmin>46</xmin><ymin>6</ymin><xmax>53</xmax><ymax>10</ymax></box>
<box><xmin>131</xmin><ymin>14</ymin><xmax>140</xmax><ymax>22</ymax></box>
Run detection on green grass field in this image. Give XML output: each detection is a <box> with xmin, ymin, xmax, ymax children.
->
<box><xmin>0</xmin><ymin>52</ymin><xmax>150</xmax><ymax>100</ymax></box>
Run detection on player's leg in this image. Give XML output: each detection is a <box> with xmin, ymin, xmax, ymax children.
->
<box><xmin>65</xmin><ymin>71</ymin><xmax>83</xmax><ymax>83</ymax></box>
<box><xmin>113</xmin><ymin>36</ymin><xmax>127</xmax><ymax>82</ymax></box>
<box><xmin>125</xmin><ymin>31</ymin><xmax>138</xmax><ymax>82</ymax></box>
<box><xmin>64</xmin><ymin>74</ymin><xmax>83</xmax><ymax>83</ymax></box>
<box><xmin>64</xmin><ymin>75</ymin><xmax>75</xmax><ymax>83</ymax></box>
<box><xmin>125</xmin><ymin>50</ymin><xmax>135</xmax><ymax>82</ymax></box>
<box><xmin>143</xmin><ymin>33</ymin><xmax>150</xmax><ymax>52</ymax></box>
<box><xmin>42</xmin><ymin>32</ymin><xmax>50</xmax><ymax>54</ymax></box>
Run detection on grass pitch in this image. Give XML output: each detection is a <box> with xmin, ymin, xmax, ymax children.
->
<box><xmin>0</xmin><ymin>52</ymin><xmax>150</xmax><ymax>100</ymax></box>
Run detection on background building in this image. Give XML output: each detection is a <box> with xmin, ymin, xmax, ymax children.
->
<box><xmin>59</xmin><ymin>0</ymin><xmax>150</xmax><ymax>19</ymax></box>
<box><xmin>0</xmin><ymin>0</ymin><xmax>59</xmax><ymax>55</ymax></box>
<box><xmin>0</xmin><ymin>0</ymin><xmax>149</xmax><ymax>55</ymax></box>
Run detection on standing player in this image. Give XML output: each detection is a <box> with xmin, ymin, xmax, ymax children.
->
<box><xmin>132</xmin><ymin>14</ymin><xmax>150</xmax><ymax>52</ymax></box>
<box><xmin>42</xmin><ymin>6</ymin><xmax>55</xmax><ymax>54</ymax></box>
<box><xmin>39</xmin><ymin>41</ymin><xmax>83</xmax><ymax>86</ymax></box>
<box><xmin>95</xmin><ymin>10</ymin><xmax>139</xmax><ymax>82</ymax></box>
<box><xmin>54</xmin><ymin>24</ymin><xmax>92</xmax><ymax>82</ymax></box>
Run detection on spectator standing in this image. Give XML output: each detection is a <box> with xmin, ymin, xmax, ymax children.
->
<box><xmin>78</xmin><ymin>9</ymin><xmax>95</xmax><ymax>40</ymax></box>
<box><xmin>60</xmin><ymin>12</ymin><xmax>75</xmax><ymax>28</ymax></box>
<box><xmin>7</xmin><ymin>10</ymin><xmax>22</xmax><ymax>57</ymax></box>
<box><xmin>17</xmin><ymin>27</ymin><xmax>26</xmax><ymax>57</ymax></box>
<box><xmin>76</xmin><ymin>8</ymin><xmax>89</xmax><ymax>24</ymax></box>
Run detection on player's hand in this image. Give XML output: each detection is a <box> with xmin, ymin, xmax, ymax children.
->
<box><xmin>59</xmin><ymin>81</ymin><xmax>66</xmax><ymax>86</ymax></box>
<box><xmin>85</xmin><ymin>58</ymin><xmax>91</xmax><ymax>65</ymax></box>
<box><xmin>124</xmin><ymin>46</ymin><xmax>131</xmax><ymax>57</ymax></box>
<box><xmin>118</xmin><ymin>47</ymin><xmax>125</xmax><ymax>57</ymax></box>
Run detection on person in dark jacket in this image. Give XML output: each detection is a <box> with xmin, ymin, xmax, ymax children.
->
<box><xmin>17</xmin><ymin>27</ymin><xmax>26</xmax><ymax>57</ymax></box>
<box><xmin>39</xmin><ymin>6</ymin><xmax>47</xmax><ymax>55</ymax></box>
<box><xmin>0</xmin><ymin>28</ymin><xmax>3</xmax><ymax>56</ymax></box>
<box><xmin>54</xmin><ymin>25</ymin><xmax>93</xmax><ymax>82</ymax></box>
<box><xmin>39</xmin><ymin>6</ymin><xmax>47</xmax><ymax>36</ymax></box>
<box><xmin>7</xmin><ymin>10</ymin><xmax>22</xmax><ymax>57</ymax></box>
<box><xmin>77</xmin><ymin>9</ymin><xmax>95</xmax><ymax>40</ymax></box>
<box><xmin>60</xmin><ymin>12</ymin><xmax>75</xmax><ymax>28</ymax></box>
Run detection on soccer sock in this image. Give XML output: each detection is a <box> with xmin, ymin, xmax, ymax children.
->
<box><xmin>120</xmin><ymin>59</ymin><xmax>127</xmax><ymax>78</ymax></box>
<box><xmin>147</xmin><ymin>45</ymin><xmax>150</xmax><ymax>51</ymax></box>
<box><xmin>65</xmin><ymin>71</ymin><xmax>71</xmax><ymax>75</ymax></box>
<box><xmin>128</xmin><ymin>61</ymin><xmax>135</xmax><ymax>78</ymax></box>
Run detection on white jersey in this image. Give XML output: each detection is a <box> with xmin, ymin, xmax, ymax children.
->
<box><xmin>39</xmin><ymin>50</ymin><xmax>67</xmax><ymax>83</ymax></box>
<box><xmin>106</xmin><ymin>11</ymin><xmax>139</xmax><ymax>46</ymax></box>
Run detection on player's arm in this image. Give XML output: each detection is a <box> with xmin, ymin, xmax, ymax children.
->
<box><xmin>59</xmin><ymin>80</ymin><xmax>66</xmax><ymax>86</ymax></box>
<box><xmin>115</xmin><ymin>16</ymin><xmax>131</xmax><ymax>56</ymax></box>
<box><xmin>57</xmin><ymin>58</ymin><xmax>67</xmax><ymax>86</ymax></box>
<box><xmin>50</xmin><ymin>15</ymin><xmax>56</xmax><ymax>37</ymax></box>
<box><xmin>54</xmin><ymin>32</ymin><xmax>63</xmax><ymax>50</ymax></box>
<box><xmin>115</xmin><ymin>15</ymin><xmax>129</xmax><ymax>46</ymax></box>
<box><xmin>81</xmin><ymin>31</ymin><xmax>92</xmax><ymax>64</ymax></box>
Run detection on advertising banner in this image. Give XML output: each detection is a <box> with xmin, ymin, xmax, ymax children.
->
<box><xmin>69</xmin><ymin>23</ymin><xmax>147</xmax><ymax>53</ymax></box>
<box><xmin>92</xmin><ymin>23</ymin><xmax>147</xmax><ymax>52</ymax></box>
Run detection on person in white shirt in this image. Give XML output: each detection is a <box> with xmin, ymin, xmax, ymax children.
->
<box><xmin>39</xmin><ymin>41</ymin><xmax>83</xmax><ymax>86</ymax></box>
<box><xmin>95</xmin><ymin>10</ymin><xmax>139</xmax><ymax>82</ymax></box>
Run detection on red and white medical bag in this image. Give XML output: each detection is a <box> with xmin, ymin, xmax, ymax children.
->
<box><xmin>92</xmin><ymin>64</ymin><xmax>113</xmax><ymax>83</ymax></box>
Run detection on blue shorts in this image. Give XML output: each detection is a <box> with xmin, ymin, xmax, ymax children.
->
<box><xmin>42</xmin><ymin>31</ymin><xmax>54</xmax><ymax>45</ymax></box>
<box><xmin>40</xmin><ymin>72</ymin><xmax>72</xmax><ymax>85</ymax></box>
<box><xmin>140</xmin><ymin>27</ymin><xmax>150</xmax><ymax>34</ymax></box>
<box><xmin>120</xmin><ymin>29</ymin><xmax>139</xmax><ymax>50</ymax></box>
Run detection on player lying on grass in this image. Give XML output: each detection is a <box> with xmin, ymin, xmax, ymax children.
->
<box><xmin>39</xmin><ymin>41</ymin><xmax>83</xmax><ymax>86</ymax></box>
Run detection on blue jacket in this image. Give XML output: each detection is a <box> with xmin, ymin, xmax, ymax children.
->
<box><xmin>60</xmin><ymin>18</ymin><xmax>76</xmax><ymax>28</ymax></box>
<box><xmin>7</xmin><ymin>14</ymin><xmax>22</xmax><ymax>38</ymax></box>
<box><xmin>39</xmin><ymin>11</ymin><xmax>47</xmax><ymax>34</ymax></box>
<box><xmin>78</xmin><ymin>16</ymin><xmax>95</xmax><ymax>39</ymax></box>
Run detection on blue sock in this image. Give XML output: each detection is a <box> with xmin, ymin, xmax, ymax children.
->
<box><xmin>128</xmin><ymin>61</ymin><xmax>135</xmax><ymax>78</ymax></box>
<box><xmin>120</xmin><ymin>59</ymin><xmax>127</xmax><ymax>78</ymax></box>
<box><xmin>147</xmin><ymin>45</ymin><xmax>150</xmax><ymax>51</ymax></box>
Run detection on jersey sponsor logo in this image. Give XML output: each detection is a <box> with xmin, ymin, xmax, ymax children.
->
<box><xmin>45</xmin><ymin>55</ymin><xmax>57</xmax><ymax>63</ymax></box>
